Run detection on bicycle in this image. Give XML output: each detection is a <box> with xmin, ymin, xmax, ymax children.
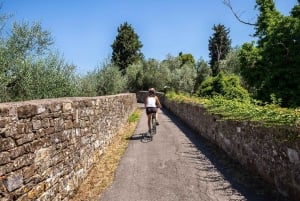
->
<box><xmin>150</xmin><ymin>112</ymin><xmax>157</xmax><ymax>136</ymax></box>
<box><xmin>142</xmin><ymin>112</ymin><xmax>157</xmax><ymax>142</ymax></box>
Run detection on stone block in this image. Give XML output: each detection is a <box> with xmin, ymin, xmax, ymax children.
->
<box><xmin>0</xmin><ymin>163</ymin><xmax>13</xmax><ymax>176</ymax></box>
<box><xmin>36</xmin><ymin>105</ymin><xmax>46</xmax><ymax>115</ymax></box>
<box><xmin>17</xmin><ymin>105</ymin><xmax>37</xmax><ymax>119</ymax></box>
<box><xmin>16</xmin><ymin>133</ymin><xmax>34</xmax><ymax>146</ymax></box>
<box><xmin>27</xmin><ymin>182</ymin><xmax>46</xmax><ymax>199</ymax></box>
<box><xmin>9</xmin><ymin>146</ymin><xmax>26</xmax><ymax>160</ymax></box>
<box><xmin>32</xmin><ymin>120</ymin><xmax>42</xmax><ymax>130</ymax></box>
<box><xmin>42</xmin><ymin>118</ymin><xmax>50</xmax><ymax>128</ymax></box>
<box><xmin>23</xmin><ymin>165</ymin><xmax>36</xmax><ymax>184</ymax></box>
<box><xmin>0</xmin><ymin>138</ymin><xmax>15</xmax><ymax>152</ymax></box>
<box><xmin>64</xmin><ymin>120</ymin><xmax>73</xmax><ymax>130</ymax></box>
<box><xmin>49</xmin><ymin>103</ymin><xmax>62</xmax><ymax>113</ymax></box>
<box><xmin>12</xmin><ymin>153</ymin><xmax>34</xmax><ymax>171</ymax></box>
<box><xmin>0</xmin><ymin>119</ymin><xmax>7</xmax><ymax>128</ymax></box>
<box><xmin>4</xmin><ymin>170</ymin><xmax>23</xmax><ymax>192</ymax></box>
<box><xmin>0</xmin><ymin>107</ymin><xmax>9</xmax><ymax>116</ymax></box>
<box><xmin>62</xmin><ymin>103</ymin><xmax>72</xmax><ymax>112</ymax></box>
<box><xmin>287</xmin><ymin>148</ymin><xmax>299</xmax><ymax>164</ymax></box>
<box><xmin>45</xmin><ymin>127</ymin><xmax>55</xmax><ymax>135</ymax></box>
<box><xmin>17</xmin><ymin>123</ymin><xmax>26</xmax><ymax>134</ymax></box>
<box><xmin>0</xmin><ymin>152</ymin><xmax>10</xmax><ymax>165</ymax></box>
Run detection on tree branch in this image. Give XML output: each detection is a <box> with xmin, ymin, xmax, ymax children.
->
<box><xmin>222</xmin><ymin>0</ymin><xmax>256</xmax><ymax>26</ymax></box>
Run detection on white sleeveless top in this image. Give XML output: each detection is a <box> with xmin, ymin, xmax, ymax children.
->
<box><xmin>146</xmin><ymin>97</ymin><xmax>156</xmax><ymax>107</ymax></box>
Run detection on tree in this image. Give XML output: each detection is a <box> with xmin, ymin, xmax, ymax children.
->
<box><xmin>96</xmin><ymin>62</ymin><xmax>126</xmax><ymax>95</ymax></box>
<box><xmin>194</xmin><ymin>58</ymin><xmax>211</xmax><ymax>91</ymax></box>
<box><xmin>178</xmin><ymin>52</ymin><xmax>195</xmax><ymax>66</ymax></box>
<box><xmin>238</xmin><ymin>42</ymin><xmax>263</xmax><ymax>95</ymax></box>
<box><xmin>225</xmin><ymin>0</ymin><xmax>300</xmax><ymax>107</ymax></box>
<box><xmin>125</xmin><ymin>61</ymin><xmax>144</xmax><ymax>92</ymax></box>
<box><xmin>163</xmin><ymin>56</ymin><xmax>196</xmax><ymax>94</ymax></box>
<box><xmin>219</xmin><ymin>46</ymin><xmax>242</xmax><ymax>75</ymax></box>
<box><xmin>0</xmin><ymin>19</ymin><xmax>82</xmax><ymax>102</ymax></box>
<box><xmin>76</xmin><ymin>70</ymin><xmax>98</xmax><ymax>97</ymax></box>
<box><xmin>208</xmin><ymin>24</ymin><xmax>231</xmax><ymax>76</ymax></box>
<box><xmin>141</xmin><ymin>58</ymin><xmax>161</xmax><ymax>90</ymax></box>
<box><xmin>111</xmin><ymin>22</ymin><xmax>143</xmax><ymax>73</ymax></box>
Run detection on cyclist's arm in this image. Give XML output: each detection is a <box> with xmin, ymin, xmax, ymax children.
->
<box><xmin>155</xmin><ymin>96</ymin><xmax>162</xmax><ymax>108</ymax></box>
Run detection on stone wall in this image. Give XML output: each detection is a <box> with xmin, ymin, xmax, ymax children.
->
<box><xmin>137</xmin><ymin>91</ymin><xmax>300</xmax><ymax>200</ymax></box>
<box><xmin>0</xmin><ymin>94</ymin><xmax>137</xmax><ymax>201</ymax></box>
<box><xmin>163</xmin><ymin>99</ymin><xmax>300</xmax><ymax>201</ymax></box>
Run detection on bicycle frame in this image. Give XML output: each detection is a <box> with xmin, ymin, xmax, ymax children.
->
<box><xmin>142</xmin><ymin>112</ymin><xmax>156</xmax><ymax>142</ymax></box>
<box><xmin>150</xmin><ymin>112</ymin><xmax>156</xmax><ymax>135</ymax></box>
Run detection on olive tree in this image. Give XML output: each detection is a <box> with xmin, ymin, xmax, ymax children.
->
<box><xmin>96</xmin><ymin>62</ymin><xmax>127</xmax><ymax>95</ymax></box>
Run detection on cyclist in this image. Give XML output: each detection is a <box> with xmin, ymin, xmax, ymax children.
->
<box><xmin>144</xmin><ymin>88</ymin><xmax>162</xmax><ymax>133</ymax></box>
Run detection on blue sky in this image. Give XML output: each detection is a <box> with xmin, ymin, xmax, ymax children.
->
<box><xmin>1</xmin><ymin>0</ymin><xmax>298</xmax><ymax>75</ymax></box>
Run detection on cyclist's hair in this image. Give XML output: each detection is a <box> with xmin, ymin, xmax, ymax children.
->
<box><xmin>148</xmin><ymin>88</ymin><xmax>155</xmax><ymax>96</ymax></box>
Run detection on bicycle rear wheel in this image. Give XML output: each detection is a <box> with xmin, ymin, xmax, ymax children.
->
<box><xmin>151</xmin><ymin>113</ymin><xmax>156</xmax><ymax>135</ymax></box>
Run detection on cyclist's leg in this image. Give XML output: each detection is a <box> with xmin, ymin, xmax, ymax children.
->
<box><xmin>147</xmin><ymin>114</ymin><xmax>152</xmax><ymax>132</ymax></box>
<box><xmin>146</xmin><ymin>108</ymin><xmax>151</xmax><ymax>132</ymax></box>
<box><xmin>152</xmin><ymin>113</ymin><xmax>157</xmax><ymax>134</ymax></box>
<box><xmin>155</xmin><ymin>108</ymin><xmax>159</xmax><ymax>125</ymax></box>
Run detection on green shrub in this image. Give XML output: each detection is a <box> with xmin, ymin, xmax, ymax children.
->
<box><xmin>196</xmin><ymin>72</ymin><xmax>250</xmax><ymax>101</ymax></box>
<box><xmin>166</xmin><ymin>91</ymin><xmax>300</xmax><ymax>127</ymax></box>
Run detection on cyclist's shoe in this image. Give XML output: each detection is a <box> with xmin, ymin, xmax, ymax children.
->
<box><xmin>156</xmin><ymin>121</ymin><xmax>160</xmax><ymax>126</ymax></box>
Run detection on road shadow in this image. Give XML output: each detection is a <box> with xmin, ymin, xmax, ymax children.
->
<box><xmin>161</xmin><ymin>108</ymin><xmax>288</xmax><ymax>201</ymax></box>
<box><xmin>127</xmin><ymin>133</ymin><xmax>153</xmax><ymax>143</ymax></box>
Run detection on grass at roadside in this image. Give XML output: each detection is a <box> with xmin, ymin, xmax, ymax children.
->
<box><xmin>69</xmin><ymin>109</ymin><xmax>141</xmax><ymax>201</ymax></box>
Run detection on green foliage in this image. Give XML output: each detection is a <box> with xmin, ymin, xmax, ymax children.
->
<box><xmin>126</xmin><ymin>58</ymin><xmax>171</xmax><ymax>92</ymax></box>
<box><xmin>0</xmin><ymin>20</ymin><xmax>79</xmax><ymax>102</ymax></box>
<box><xmin>205</xmin><ymin>96</ymin><xmax>300</xmax><ymax>127</ymax></box>
<box><xmin>127</xmin><ymin>109</ymin><xmax>141</xmax><ymax>123</ymax></box>
<box><xmin>257</xmin><ymin>14</ymin><xmax>300</xmax><ymax>107</ymax></box>
<box><xmin>140</xmin><ymin>58</ymin><xmax>162</xmax><ymax>90</ymax></box>
<box><xmin>254</xmin><ymin>0</ymin><xmax>282</xmax><ymax>42</ymax></box>
<box><xmin>127</xmin><ymin>55</ymin><xmax>197</xmax><ymax>94</ymax></box>
<box><xmin>166</xmin><ymin>91</ymin><xmax>300</xmax><ymax>127</ymax></box>
<box><xmin>197</xmin><ymin>72</ymin><xmax>250</xmax><ymax>101</ymax></box>
<box><xmin>96</xmin><ymin>62</ymin><xmax>127</xmax><ymax>95</ymax></box>
<box><xmin>111</xmin><ymin>22</ymin><xmax>143</xmax><ymax>73</ymax></box>
<box><xmin>238</xmin><ymin>0</ymin><xmax>300</xmax><ymax>107</ymax></box>
<box><xmin>165</xmin><ymin>90</ymin><xmax>207</xmax><ymax>104</ymax></box>
<box><xmin>178</xmin><ymin>52</ymin><xmax>195</xmax><ymax>66</ymax></box>
<box><xmin>238</xmin><ymin>42</ymin><xmax>263</xmax><ymax>91</ymax></box>
<box><xmin>7</xmin><ymin>21</ymin><xmax>53</xmax><ymax>59</ymax></box>
<box><xmin>160</xmin><ymin>55</ymin><xmax>197</xmax><ymax>94</ymax></box>
<box><xmin>154</xmin><ymin>60</ymin><xmax>172</xmax><ymax>91</ymax></box>
<box><xmin>125</xmin><ymin>61</ymin><xmax>144</xmax><ymax>92</ymax></box>
<box><xmin>208</xmin><ymin>24</ymin><xmax>231</xmax><ymax>76</ymax></box>
<box><xmin>171</xmin><ymin>63</ymin><xmax>197</xmax><ymax>94</ymax></box>
<box><xmin>194</xmin><ymin>58</ymin><xmax>211</xmax><ymax>91</ymax></box>
<box><xmin>219</xmin><ymin>46</ymin><xmax>241</xmax><ymax>75</ymax></box>
<box><xmin>76</xmin><ymin>70</ymin><xmax>99</xmax><ymax>97</ymax></box>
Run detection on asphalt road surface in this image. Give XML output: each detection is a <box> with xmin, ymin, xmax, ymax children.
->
<box><xmin>99</xmin><ymin>105</ymin><xmax>286</xmax><ymax>201</ymax></box>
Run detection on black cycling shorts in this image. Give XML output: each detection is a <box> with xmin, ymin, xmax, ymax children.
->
<box><xmin>146</xmin><ymin>107</ymin><xmax>157</xmax><ymax>115</ymax></box>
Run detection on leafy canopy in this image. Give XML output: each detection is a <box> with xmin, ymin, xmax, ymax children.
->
<box><xmin>239</xmin><ymin>0</ymin><xmax>300</xmax><ymax>107</ymax></box>
<box><xmin>111</xmin><ymin>22</ymin><xmax>143</xmax><ymax>73</ymax></box>
<box><xmin>208</xmin><ymin>24</ymin><xmax>231</xmax><ymax>76</ymax></box>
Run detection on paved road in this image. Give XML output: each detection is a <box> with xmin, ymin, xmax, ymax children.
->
<box><xmin>99</xmin><ymin>105</ymin><xmax>286</xmax><ymax>201</ymax></box>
